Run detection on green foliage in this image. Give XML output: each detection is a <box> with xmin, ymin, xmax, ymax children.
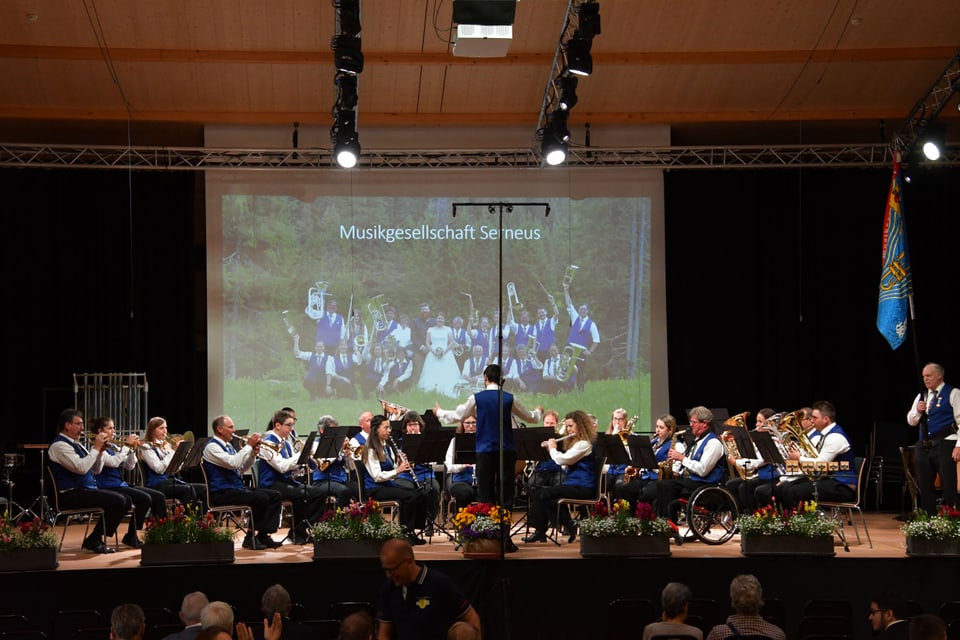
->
<box><xmin>578</xmin><ymin>499</ymin><xmax>673</xmax><ymax>538</ymax></box>
<box><xmin>309</xmin><ymin>499</ymin><xmax>405</xmax><ymax>541</ymax></box>
<box><xmin>0</xmin><ymin>514</ymin><xmax>58</xmax><ymax>551</ymax></box>
<box><xmin>901</xmin><ymin>505</ymin><xmax>960</xmax><ymax>541</ymax></box>
<box><xmin>737</xmin><ymin>501</ymin><xmax>835</xmax><ymax>538</ymax></box>
<box><xmin>143</xmin><ymin>504</ymin><xmax>235</xmax><ymax>545</ymax></box>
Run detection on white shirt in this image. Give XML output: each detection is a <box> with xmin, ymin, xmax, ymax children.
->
<box><xmin>436</xmin><ymin>383</ymin><xmax>543</xmax><ymax>426</ymax></box>
<box><xmin>202</xmin><ymin>436</ymin><xmax>256</xmax><ymax>473</ymax></box>
<box><xmin>907</xmin><ymin>383</ymin><xmax>960</xmax><ymax>445</ymax></box>
<box><xmin>49</xmin><ymin>434</ymin><xmax>106</xmax><ymax>476</ymax></box>
<box><xmin>549</xmin><ymin>439</ymin><xmax>592</xmax><ymax>471</ymax></box>
<box><xmin>681</xmin><ymin>434</ymin><xmax>724</xmax><ymax>478</ymax></box>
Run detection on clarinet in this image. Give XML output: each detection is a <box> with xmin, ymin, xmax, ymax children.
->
<box><xmin>388</xmin><ymin>435</ymin><xmax>423</xmax><ymax>491</ymax></box>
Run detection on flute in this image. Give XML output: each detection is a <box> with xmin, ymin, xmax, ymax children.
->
<box><xmin>541</xmin><ymin>433</ymin><xmax>576</xmax><ymax>447</ymax></box>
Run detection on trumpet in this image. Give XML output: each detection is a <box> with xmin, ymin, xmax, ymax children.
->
<box><xmin>86</xmin><ymin>432</ymin><xmax>142</xmax><ymax>451</ymax></box>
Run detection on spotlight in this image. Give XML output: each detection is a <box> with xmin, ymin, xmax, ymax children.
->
<box><xmin>335</xmin><ymin>0</ymin><xmax>362</xmax><ymax>36</ymax></box>
<box><xmin>335</xmin><ymin>72</ymin><xmax>358</xmax><ymax>110</ymax></box>
<box><xmin>565</xmin><ymin>38</ymin><xmax>593</xmax><ymax>76</ymax></box>
<box><xmin>576</xmin><ymin>2</ymin><xmax>601</xmax><ymax>39</ymax></box>
<box><xmin>332</xmin><ymin>34</ymin><xmax>364</xmax><ymax>74</ymax></box>
<box><xmin>920</xmin><ymin>122</ymin><xmax>947</xmax><ymax>161</ymax></box>
<box><xmin>557</xmin><ymin>76</ymin><xmax>579</xmax><ymax>111</ymax></box>
<box><xmin>540</xmin><ymin>111</ymin><xmax>570</xmax><ymax>166</ymax></box>
<box><xmin>331</xmin><ymin>110</ymin><xmax>360</xmax><ymax>168</ymax></box>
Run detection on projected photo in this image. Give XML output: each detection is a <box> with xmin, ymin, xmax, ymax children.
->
<box><xmin>218</xmin><ymin>194</ymin><xmax>651</xmax><ymax>429</ymax></box>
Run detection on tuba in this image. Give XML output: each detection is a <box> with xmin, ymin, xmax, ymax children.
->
<box><xmin>721</xmin><ymin>412</ymin><xmax>751</xmax><ymax>480</ymax></box>
<box><xmin>556</xmin><ymin>344</ymin><xmax>584</xmax><ymax>383</ymax></box>
<box><xmin>305</xmin><ymin>281</ymin><xmax>328</xmax><ymax>320</ymax></box>
<box><xmin>779</xmin><ymin>410</ymin><xmax>819</xmax><ymax>458</ymax></box>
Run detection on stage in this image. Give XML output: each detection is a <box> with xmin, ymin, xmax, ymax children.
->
<box><xmin>4</xmin><ymin>511</ymin><xmax>959</xmax><ymax>640</ymax></box>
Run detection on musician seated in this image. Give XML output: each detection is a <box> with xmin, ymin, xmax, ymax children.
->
<box><xmin>202</xmin><ymin>415</ymin><xmax>283</xmax><ymax>550</ymax></box>
<box><xmin>615</xmin><ymin>414</ymin><xmax>683</xmax><ymax>511</ymax></box>
<box><xmin>765</xmin><ymin>401</ymin><xmax>856</xmax><ymax>509</ymax></box>
<box><xmin>397</xmin><ymin>411</ymin><xmax>441</xmax><ymax>534</ymax></box>
<box><xmin>495</xmin><ymin>344</ymin><xmax>522</xmax><ymax>393</ymax></box>
<box><xmin>258</xmin><ymin>410</ymin><xmax>330</xmax><ymax>544</ymax></box>
<box><xmin>361</xmin><ymin>344</ymin><xmax>389</xmax><ymax>400</ymax></box>
<box><xmin>604</xmin><ymin>409</ymin><xmax>632</xmax><ymax>487</ymax></box>
<box><xmin>312</xmin><ymin>414</ymin><xmax>359</xmax><ymax>507</ymax></box>
<box><xmin>513</xmin><ymin>343</ymin><xmax>543</xmax><ymax>394</ymax></box>
<box><xmin>330</xmin><ymin>339</ymin><xmax>360</xmax><ymax>399</ymax></box>
<box><xmin>92</xmin><ymin>416</ymin><xmax>167</xmax><ymax>549</ymax></box>
<box><xmin>293</xmin><ymin>336</ymin><xmax>335</xmax><ymax>400</ymax></box>
<box><xmin>654</xmin><ymin>406</ymin><xmax>725</xmax><ymax>519</ymax></box>
<box><xmin>522</xmin><ymin>410</ymin><xmax>598</xmax><ymax>544</ymax></box>
<box><xmin>725</xmin><ymin>414</ymin><xmax>785</xmax><ymax>513</ymax></box>
<box><xmin>377</xmin><ymin>348</ymin><xmax>414</xmax><ymax>395</ymax></box>
<box><xmin>539</xmin><ymin>343</ymin><xmax>575</xmax><ymax>396</ymax></box>
<box><xmin>362</xmin><ymin>414</ymin><xmax>429</xmax><ymax>545</ymax></box>
<box><xmin>445</xmin><ymin>417</ymin><xmax>478</xmax><ymax>511</ymax></box>
<box><xmin>528</xmin><ymin>410</ymin><xmax>563</xmax><ymax>493</ymax></box>
<box><xmin>48</xmin><ymin>408</ymin><xmax>133</xmax><ymax>554</ymax></box>
<box><xmin>460</xmin><ymin>344</ymin><xmax>488</xmax><ymax>390</ymax></box>
<box><xmin>141</xmin><ymin>417</ymin><xmax>206</xmax><ymax>511</ymax></box>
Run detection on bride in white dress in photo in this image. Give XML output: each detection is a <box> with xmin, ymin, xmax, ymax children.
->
<box><xmin>417</xmin><ymin>313</ymin><xmax>462</xmax><ymax>397</ymax></box>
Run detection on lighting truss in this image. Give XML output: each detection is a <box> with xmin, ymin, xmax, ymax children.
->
<box><xmin>4</xmin><ymin>142</ymin><xmax>957</xmax><ymax>170</ymax></box>
<box><xmin>893</xmin><ymin>47</ymin><xmax>960</xmax><ymax>156</ymax></box>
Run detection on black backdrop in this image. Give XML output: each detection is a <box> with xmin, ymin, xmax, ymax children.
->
<box><xmin>2</xmin><ymin>164</ymin><xmax>959</xmax><ymax>507</ymax></box>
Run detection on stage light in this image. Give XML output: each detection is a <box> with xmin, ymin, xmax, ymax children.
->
<box><xmin>920</xmin><ymin>122</ymin><xmax>947</xmax><ymax>160</ymax></box>
<box><xmin>332</xmin><ymin>34</ymin><xmax>364</xmax><ymax>74</ymax></box>
<box><xmin>335</xmin><ymin>72</ymin><xmax>358</xmax><ymax>110</ymax></box>
<box><xmin>331</xmin><ymin>110</ymin><xmax>360</xmax><ymax>168</ymax></box>
<box><xmin>565</xmin><ymin>38</ymin><xmax>593</xmax><ymax>76</ymax></box>
<box><xmin>577</xmin><ymin>2</ymin><xmax>601</xmax><ymax>39</ymax></box>
<box><xmin>557</xmin><ymin>76</ymin><xmax>579</xmax><ymax>111</ymax></box>
<box><xmin>540</xmin><ymin>111</ymin><xmax>570</xmax><ymax>165</ymax></box>
<box><xmin>335</xmin><ymin>0</ymin><xmax>362</xmax><ymax>36</ymax></box>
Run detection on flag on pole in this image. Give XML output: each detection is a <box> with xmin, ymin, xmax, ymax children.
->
<box><xmin>877</xmin><ymin>160</ymin><xmax>913</xmax><ymax>350</ymax></box>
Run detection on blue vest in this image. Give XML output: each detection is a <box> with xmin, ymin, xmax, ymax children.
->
<box><xmin>315</xmin><ymin>313</ymin><xmax>343</xmax><ymax>348</ymax></box>
<box><xmin>513</xmin><ymin>324</ymin><xmax>534</xmax><ymax>349</ymax></box>
<box><xmin>334</xmin><ymin>353</ymin><xmax>353</xmax><ymax>376</ymax></box>
<box><xmin>472</xmin><ymin>330</ymin><xmax>491</xmax><ymax>358</ymax></box>
<box><xmin>640</xmin><ymin>438</ymin><xmax>672</xmax><ymax>481</ymax></box>
<box><xmin>387</xmin><ymin>358</ymin><xmax>410</xmax><ymax>383</ymax></box>
<box><xmin>313</xmin><ymin>457</ymin><xmax>348</xmax><ymax>484</ymax></box>
<box><xmin>364</xmin><ymin>448</ymin><xmax>398</xmax><ymax>490</ymax></box>
<box><xmin>452</xmin><ymin>328</ymin><xmax>468</xmax><ymax>350</ymax></box>
<box><xmin>534</xmin><ymin>319</ymin><xmax>555</xmax><ymax>358</ymax></box>
<box><xmin>475</xmin><ymin>389</ymin><xmax>515</xmax><ymax>453</ymax></box>
<box><xmin>305</xmin><ymin>353</ymin><xmax>330</xmax><ymax>381</ymax></box>
<box><xmin>563</xmin><ymin>449</ymin><xmax>596</xmax><ymax>489</ymax></box>
<box><xmin>468</xmin><ymin>356</ymin><xmax>486</xmax><ymax>378</ymax></box>
<box><xmin>568</xmin><ymin>316</ymin><xmax>594</xmax><ymax>348</ymax></box>
<box><xmin>376</xmin><ymin>320</ymin><xmax>399</xmax><ymax>344</ymax></box>
<box><xmin>202</xmin><ymin>439</ymin><xmax>245</xmax><ymax>492</ymax></box>
<box><xmin>48</xmin><ymin>434</ymin><xmax>97</xmax><ymax>490</ymax></box>
<box><xmin>928</xmin><ymin>384</ymin><xmax>957</xmax><ymax>436</ymax></box>
<box><xmin>94</xmin><ymin>448</ymin><xmax>128</xmax><ymax>489</ymax></box>
<box><xmin>257</xmin><ymin>433</ymin><xmax>298</xmax><ymax>488</ymax></box>
<box><xmin>689</xmin><ymin>432</ymin><xmax>723</xmax><ymax>484</ymax></box>
<box><xmin>821</xmin><ymin>424</ymin><xmax>857</xmax><ymax>486</ymax></box>
<box><xmin>143</xmin><ymin>446</ymin><xmax>175</xmax><ymax>487</ymax></box>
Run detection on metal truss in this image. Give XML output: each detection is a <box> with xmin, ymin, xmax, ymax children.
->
<box><xmin>1</xmin><ymin>141</ymin><xmax>958</xmax><ymax>170</ymax></box>
<box><xmin>893</xmin><ymin>47</ymin><xmax>960</xmax><ymax>155</ymax></box>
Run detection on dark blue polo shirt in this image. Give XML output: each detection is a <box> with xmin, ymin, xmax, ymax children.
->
<box><xmin>377</xmin><ymin>565</ymin><xmax>472</xmax><ymax>640</ymax></box>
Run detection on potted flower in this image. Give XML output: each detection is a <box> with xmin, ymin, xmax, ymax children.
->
<box><xmin>310</xmin><ymin>499</ymin><xmax>406</xmax><ymax>559</ymax></box>
<box><xmin>737</xmin><ymin>501</ymin><xmax>836</xmax><ymax>556</ymax></box>
<box><xmin>578</xmin><ymin>500</ymin><xmax>673</xmax><ymax>557</ymax></box>
<box><xmin>0</xmin><ymin>513</ymin><xmax>59</xmax><ymax>571</ymax></box>
<box><xmin>901</xmin><ymin>505</ymin><xmax>960</xmax><ymax>557</ymax></box>
<box><xmin>141</xmin><ymin>504</ymin><xmax>236</xmax><ymax>566</ymax></box>
<box><xmin>452</xmin><ymin>503</ymin><xmax>512</xmax><ymax>559</ymax></box>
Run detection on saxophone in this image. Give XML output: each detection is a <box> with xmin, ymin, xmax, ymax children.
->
<box><xmin>657</xmin><ymin>428</ymin><xmax>686</xmax><ymax>480</ymax></box>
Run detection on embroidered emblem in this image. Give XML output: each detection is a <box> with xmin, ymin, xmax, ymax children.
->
<box><xmin>416</xmin><ymin>597</ymin><xmax>431</xmax><ymax>610</ymax></box>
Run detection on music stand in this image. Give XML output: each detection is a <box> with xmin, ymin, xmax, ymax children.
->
<box><xmin>595</xmin><ymin>434</ymin><xmax>632</xmax><ymax>466</ymax></box>
<box><xmin>182</xmin><ymin>437</ymin><xmax>211</xmax><ymax>470</ymax></box>
<box><xmin>626</xmin><ymin>435</ymin><xmax>659</xmax><ymax>472</ymax></box>
<box><xmin>416</xmin><ymin>430</ymin><xmax>458</xmax><ymax>537</ymax></box>
<box><xmin>422</xmin><ymin>410</ymin><xmax>442</xmax><ymax>432</ymax></box>
<box><xmin>454</xmin><ymin>433</ymin><xmax>477</xmax><ymax>466</ymax></box>
<box><xmin>296</xmin><ymin>432</ymin><xmax>317</xmax><ymax>467</ymax></box>
<box><xmin>728</xmin><ymin>428</ymin><xmax>756</xmax><ymax>472</ymax></box>
<box><xmin>314</xmin><ymin>427</ymin><xmax>360</xmax><ymax>461</ymax></box>
<box><xmin>165</xmin><ymin>440</ymin><xmax>195</xmax><ymax>477</ymax></box>
<box><xmin>512</xmin><ymin>428</ymin><xmax>556</xmax><ymax>540</ymax></box>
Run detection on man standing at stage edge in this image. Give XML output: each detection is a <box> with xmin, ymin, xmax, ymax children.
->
<box><xmin>435</xmin><ymin>363</ymin><xmax>542</xmax><ymax>508</ymax></box>
<box><xmin>907</xmin><ymin>362</ymin><xmax>960</xmax><ymax>514</ymax></box>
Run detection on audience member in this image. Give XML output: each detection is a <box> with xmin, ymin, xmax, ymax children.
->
<box><xmin>870</xmin><ymin>591</ymin><xmax>910</xmax><ymax>640</ymax></box>
<box><xmin>447</xmin><ymin>621</ymin><xmax>480</xmax><ymax>640</ymax></box>
<box><xmin>643</xmin><ymin>582</ymin><xmax>703</xmax><ymax>640</ymax></box>
<box><xmin>706</xmin><ymin>575</ymin><xmax>785</xmax><ymax>640</ymax></box>
<box><xmin>162</xmin><ymin>591</ymin><xmax>209</xmax><ymax>640</ymax></box>
<box><xmin>339</xmin><ymin>611</ymin><xmax>374</xmax><ymax>640</ymax></box>
<box><xmin>110</xmin><ymin>603</ymin><xmax>146</xmax><ymax>640</ymax></box>
<box><xmin>256</xmin><ymin>584</ymin><xmax>309</xmax><ymax>639</ymax></box>
<box><xmin>377</xmin><ymin>538</ymin><xmax>481</xmax><ymax>639</ymax></box>
<box><xmin>200</xmin><ymin>601</ymin><xmax>234</xmax><ymax>633</ymax></box>
<box><xmin>909</xmin><ymin>615</ymin><xmax>947</xmax><ymax>640</ymax></box>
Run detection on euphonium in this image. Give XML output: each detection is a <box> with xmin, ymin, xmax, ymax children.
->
<box><xmin>779</xmin><ymin>410</ymin><xmax>819</xmax><ymax>458</ymax></box>
<box><xmin>563</xmin><ymin>264</ymin><xmax>579</xmax><ymax>287</ymax></box>
<box><xmin>305</xmin><ymin>280</ymin><xmax>328</xmax><ymax>320</ymax></box>
<box><xmin>369</xmin><ymin>294</ymin><xmax>388</xmax><ymax>332</ymax></box>
<box><xmin>721</xmin><ymin>412</ymin><xmax>751</xmax><ymax>480</ymax></box>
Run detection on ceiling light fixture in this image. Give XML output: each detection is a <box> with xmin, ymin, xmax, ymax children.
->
<box><xmin>331</xmin><ymin>0</ymin><xmax>363</xmax><ymax>168</ymax></box>
<box><xmin>557</xmin><ymin>76</ymin><xmax>579</xmax><ymax>110</ymax></box>
<box><xmin>921</xmin><ymin>122</ymin><xmax>947</xmax><ymax>160</ymax></box>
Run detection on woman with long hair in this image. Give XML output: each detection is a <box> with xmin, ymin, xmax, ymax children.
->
<box><xmin>362</xmin><ymin>414</ymin><xmax>429</xmax><ymax>544</ymax></box>
<box><xmin>522</xmin><ymin>409</ymin><xmax>598</xmax><ymax>544</ymax></box>
<box><xmin>140</xmin><ymin>416</ymin><xmax>206</xmax><ymax>511</ymax></box>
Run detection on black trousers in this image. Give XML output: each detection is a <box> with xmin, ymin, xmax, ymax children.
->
<box><xmin>476</xmin><ymin>450</ymin><xmax>517</xmax><ymax>507</ymax></box>
<box><xmin>655</xmin><ymin>478</ymin><xmax>711</xmax><ymax>517</ymax></box>
<box><xmin>105</xmin><ymin>485</ymin><xmax>167</xmax><ymax>529</ymax></box>
<box><xmin>151</xmin><ymin>479</ymin><xmax>207</xmax><ymax>513</ymax></box>
<box><xmin>58</xmin><ymin>488</ymin><xmax>131</xmax><ymax>541</ymax></box>
<box><xmin>368</xmin><ymin>485</ymin><xmax>428</xmax><ymax>534</ymax></box>
<box><xmin>529</xmin><ymin>484</ymin><xmax>593</xmax><ymax>532</ymax></box>
<box><xmin>449</xmin><ymin>481</ymin><xmax>477</xmax><ymax>512</ymax></box>
<box><xmin>264</xmin><ymin>481</ymin><xmax>331</xmax><ymax>533</ymax></box>
<box><xmin>915</xmin><ymin>436</ymin><xmax>959</xmax><ymax>515</ymax></box>
<box><xmin>210</xmin><ymin>487</ymin><xmax>283</xmax><ymax>535</ymax></box>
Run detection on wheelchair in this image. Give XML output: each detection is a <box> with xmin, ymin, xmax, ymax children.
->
<box><xmin>668</xmin><ymin>484</ymin><xmax>739</xmax><ymax>545</ymax></box>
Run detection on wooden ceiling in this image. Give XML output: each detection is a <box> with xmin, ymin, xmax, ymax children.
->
<box><xmin>0</xmin><ymin>0</ymin><xmax>958</xmax><ymax>146</ymax></box>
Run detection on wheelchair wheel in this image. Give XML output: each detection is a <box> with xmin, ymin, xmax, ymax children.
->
<box><xmin>685</xmin><ymin>485</ymin><xmax>739</xmax><ymax>545</ymax></box>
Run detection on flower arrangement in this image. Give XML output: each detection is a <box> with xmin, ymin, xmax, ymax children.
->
<box><xmin>143</xmin><ymin>504</ymin><xmax>235</xmax><ymax>545</ymax></box>
<box><xmin>737</xmin><ymin>501</ymin><xmax>835</xmax><ymax>538</ymax></box>
<box><xmin>0</xmin><ymin>513</ymin><xmax>58</xmax><ymax>551</ymax></box>
<box><xmin>578</xmin><ymin>500</ymin><xmax>673</xmax><ymax>538</ymax></box>
<box><xmin>452</xmin><ymin>503</ymin><xmax>512</xmax><ymax>544</ymax></box>
<box><xmin>309</xmin><ymin>498</ymin><xmax>405</xmax><ymax>541</ymax></box>
<box><xmin>901</xmin><ymin>505</ymin><xmax>960</xmax><ymax>540</ymax></box>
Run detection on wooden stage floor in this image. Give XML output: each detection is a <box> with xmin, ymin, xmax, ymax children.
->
<box><xmin>50</xmin><ymin>509</ymin><xmax>909</xmax><ymax>569</ymax></box>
